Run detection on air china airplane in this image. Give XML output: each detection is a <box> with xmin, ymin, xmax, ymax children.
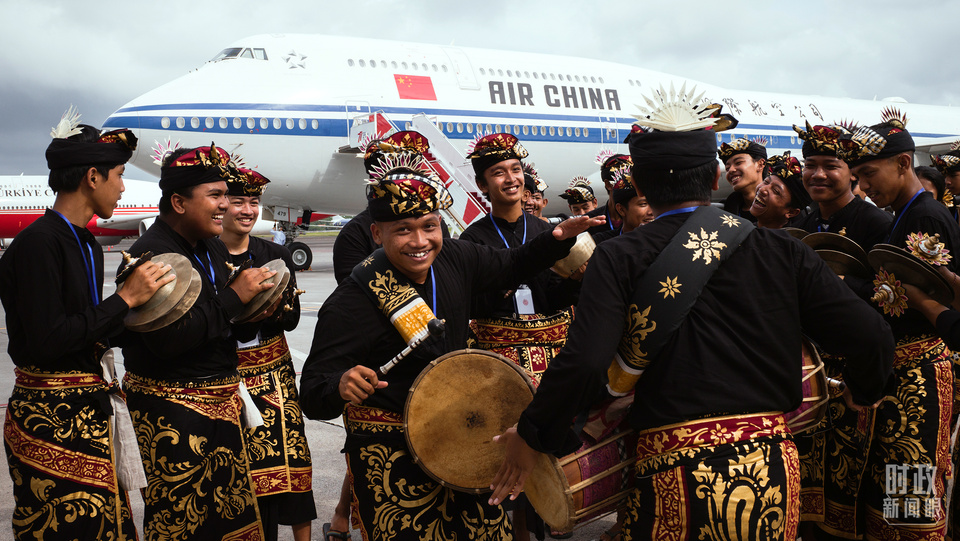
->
<box><xmin>0</xmin><ymin>175</ymin><xmax>274</xmax><ymax>248</ymax></box>
<box><xmin>103</xmin><ymin>33</ymin><xmax>960</xmax><ymax>268</ymax></box>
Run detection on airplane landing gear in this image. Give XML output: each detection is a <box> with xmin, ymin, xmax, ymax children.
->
<box><xmin>288</xmin><ymin>241</ymin><xmax>312</xmax><ymax>271</ymax></box>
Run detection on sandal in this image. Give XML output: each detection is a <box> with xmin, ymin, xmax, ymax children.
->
<box><xmin>599</xmin><ymin>526</ymin><xmax>622</xmax><ymax>541</ymax></box>
<box><xmin>323</xmin><ymin>522</ymin><xmax>351</xmax><ymax>541</ymax></box>
<box><xmin>549</xmin><ymin>530</ymin><xmax>573</xmax><ymax>539</ymax></box>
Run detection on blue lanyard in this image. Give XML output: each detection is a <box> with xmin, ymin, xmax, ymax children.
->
<box><xmin>52</xmin><ymin>210</ymin><xmax>98</xmax><ymax>306</ymax></box>
<box><xmin>428</xmin><ymin>267</ymin><xmax>437</xmax><ymax>315</ymax></box>
<box><xmin>656</xmin><ymin>206</ymin><xmax>699</xmax><ymax>220</ymax></box>
<box><xmin>193</xmin><ymin>248</ymin><xmax>217</xmax><ymax>293</ymax></box>
<box><xmin>886</xmin><ymin>189</ymin><xmax>925</xmax><ymax>244</ymax></box>
<box><xmin>606</xmin><ymin>207</ymin><xmax>614</xmax><ymax>230</ymax></box>
<box><xmin>490</xmin><ymin>213</ymin><xmax>526</xmax><ymax>248</ymax></box>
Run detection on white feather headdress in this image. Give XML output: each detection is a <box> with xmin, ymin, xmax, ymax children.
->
<box><xmin>50</xmin><ymin>105</ymin><xmax>83</xmax><ymax>139</ymax></box>
<box><xmin>632</xmin><ymin>82</ymin><xmax>715</xmax><ymax>132</ymax></box>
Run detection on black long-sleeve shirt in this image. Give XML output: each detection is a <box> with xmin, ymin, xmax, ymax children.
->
<box><xmin>299</xmin><ymin>234</ymin><xmax>574</xmax><ymax>431</ymax></box>
<box><xmin>0</xmin><ymin>210</ymin><xmax>129</xmax><ymax>372</ymax></box>
<box><xmin>459</xmin><ymin>212</ymin><xmax>578</xmax><ymax>317</ymax></box>
<box><xmin>229</xmin><ymin>236</ymin><xmax>300</xmax><ymax>341</ymax></box>
<box><xmin>119</xmin><ymin>218</ymin><xmax>246</xmax><ymax>380</ymax></box>
<box><xmin>791</xmin><ymin>195</ymin><xmax>892</xmax><ymax>251</ymax></box>
<box><xmin>516</xmin><ymin>212</ymin><xmax>895</xmax><ymax>455</ymax></box>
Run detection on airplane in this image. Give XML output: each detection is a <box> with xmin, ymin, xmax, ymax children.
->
<box><xmin>102</xmin><ymin>33</ymin><xmax>960</xmax><ymax>268</ymax></box>
<box><xmin>0</xmin><ymin>175</ymin><xmax>274</xmax><ymax>248</ymax></box>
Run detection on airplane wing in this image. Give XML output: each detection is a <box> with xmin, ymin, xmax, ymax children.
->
<box><xmin>95</xmin><ymin>211</ymin><xmax>158</xmax><ymax>232</ymax></box>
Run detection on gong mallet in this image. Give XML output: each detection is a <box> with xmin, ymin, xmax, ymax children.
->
<box><xmin>379</xmin><ymin>318</ymin><xmax>446</xmax><ymax>375</ymax></box>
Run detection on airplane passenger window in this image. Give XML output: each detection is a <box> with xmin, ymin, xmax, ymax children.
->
<box><xmin>496</xmin><ymin>69</ymin><xmax>502</xmax><ymax>76</ymax></box>
<box><xmin>286</xmin><ymin>118</ymin><xmax>294</xmax><ymax>130</ymax></box>
<box><xmin>442</xmin><ymin>65</ymin><xmax>448</xmax><ymax>72</ymax></box>
<box><xmin>550</xmin><ymin>74</ymin><xmax>556</xmax><ymax>80</ymax></box>
<box><xmin>381</xmin><ymin>61</ymin><xmax>387</xmax><ymax>68</ymax></box>
<box><xmin>523</xmin><ymin>126</ymin><xmax>529</xmax><ymax>135</ymax></box>
<box><xmin>312</xmin><ymin>120</ymin><xmax>319</xmax><ymax>130</ymax></box>
<box><xmin>348</xmin><ymin>59</ymin><xmax>355</xmax><ymax>67</ymax></box>
<box><xmin>176</xmin><ymin>117</ymin><xmax>185</xmax><ymax>129</ymax></box>
<box><xmin>540</xmin><ymin>126</ymin><xmax>547</xmax><ymax>136</ymax></box>
<box><xmin>598</xmin><ymin>77</ymin><xmax>604</xmax><ymax>84</ymax></box>
<box><xmin>486</xmin><ymin>124</ymin><xmax>492</xmax><ymax>133</ymax></box>
<box><xmin>629</xmin><ymin>80</ymin><xmax>634</xmax><ymax>86</ymax></box>
<box><xmin>504</xmin><ymin>126</ymin><xmax>511</xmax><ymax>134</ymax></box>
<box><xmin>533</xmin><ymin>73</ymin><xmax>538</xmax><ymax>80</ymax></box>
<box><xmin>219</xmin><ymin>117</ymin><xmax>227</xmax><ymax>129</ymax></box>
<box><xmin>233</xmin><ymin>118</ymin><xmax>241</xmax><ymax>129</ymax></box>
<box><xmin>446</xmin><ymin>122</ymin><xmax>453</xmax><ymax>132</ymax></box>
<box><xmin>507</xmin><ymin>70</ymin><xmax>513</xmax><ymax>77</ymax></box>
<box><xmin>584</xmin><ymin>128</ymin><xmax>589</xmax><ymax>137</ymax></box>
<box><xmin>211</xmin><ymin>48</ymin><xmax>242</xmax><ymax>62</ymax></box>
<box><xmin>240</xmin><ymin>49</ymin><xmax>254</xmax><ymax>59</ymax></box>
<box><xmin>161</xmin><ymin>117</ymin><xmax>170</xmax><ymax>129</ymax></box>
<box><xmin>575</xmin><ymin>75</ymin><xmax>581</xmax><ymax>82</ymax></box>
<box><xmin>457</xmin><ymin>123</ymin><xmax>463</xmax><ymax>133</ymax></box>
<box><xmin>575</xmin><ymin>128</ymin><xmax>581</xmax><ymax>137</ymax></box>
<box><xmin>566</xmin><ymin>127</ymin><xmax>572</xmax><ymax>137</ymax></box>
<box><xmin>524</xmin><ymin>71</ymin><xmax>530</xmax><ymax>78</ymax></box>
<box><xmin>247</xmin><ymin>118</ymin><xmax>256</xmax><ymax>129</ymax></box>
<box><xmin>406</xmin><ymin>122</ymin><xmax>412</xmax><ymax>129</ymax></box>
<box><xmin>495</xmin><ymin>124</ymin><xmax>501</xmax><ymax>132</ymax></box>
<box><xmin>369</xmin><ymin>59</ymin><xmax>375</xmax><ymax>68</ymax></box>
<box><xmin>514</xmin><ymin>125</ymin><xmax>519</xmax><ymax>133</ymax></box>
<box><xmin>402</xmin><ymin>62</ymin><xmax>408</xmax><ymax>69</ymax></box>
<box><xmin>480</xmin><ymin>68</ymin><xmax>486</xmax><ymax>75</ymax></box>
<box><xmin>412</xmin><ymin>63</ymin><xmax>418</xmax><ymax>71</ymax></box>
<box><xmin>549</xmin><ymin>127</ymin><xmax>556</xmax><ymax>136</ymax></box>
<box><xmin>591</xmin><ymin>77</ymin><xmax>596</xmax><ymax>83</ymax></box>
<box><xmin>422</xmin><ymin>64</ymin><xmax>427</xmax><ymax>71</ymax></box>
<box><xmin>466</xmin><ymin>123</ymin><xmax>472</xmax><ymax>133</ymax></box>
<box><xmin>299</xmin><ymin>119</ymin><xmax>307</xmax><ymax>130</ymax></box>
<box><xmin>432</xmin><ymin>64</ymin><xmax>438</xmax><ymax>71</ymax></box>
<box><xmin>392</xmin><ymin>61</ymin><xmax>398</xmax><ymax>68</ymax></box>
<box><xmin>359</xmin><ymin>60</ymin><xmax>366</xmax><ymax>67</ymax></box>
<box><xmin>254</xmin><ymin>49</ymin><xmax>267</xmax><ymax>60</ymax></box>
<box><xmin>273</xmin><ymin>118</ymin><xmax>281</xmax><ymax>130</ymax></box>
<box><xmin>566</xmin><ymin>75</ymin><xmax>572</xmax><ymax>81</ymax></box>
<box><xmin>191</xmin><ymin>117</ymin><xmax>200</xmax><ymax>129</ymax></box>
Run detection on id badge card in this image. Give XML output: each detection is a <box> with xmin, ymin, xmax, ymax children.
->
<box><xmin>514</xmin><ymin>284</ymin><xmax>535</xmax><ymax>315</ymax></box>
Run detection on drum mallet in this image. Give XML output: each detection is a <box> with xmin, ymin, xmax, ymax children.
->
<box><xmin>379</xmin><ymin>318</ymin><xmax>446</xmax><ymax>375</ymax></box>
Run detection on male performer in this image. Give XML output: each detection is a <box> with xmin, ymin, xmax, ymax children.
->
<box><xmin>299</xmin><ymin>155</ymin><xmax>603</xmax><ymax>541</ymax></box>
<box><xmin>749</xmin><ymin>152</ymin><xmax>812</xmax><ymax>229</ymax></box>
<box><xmin>587</xmin><ymin>152</ymin><xmax>634</xmax><ymax>232</ymax></box>
<box><xmin>827</xmin><ymin>110</ymin><xmax>960</xmax><ymax>539</ymax></box>
<box><xmin>791</xmin><ymin>122</ymin><xmax>892</xmax><ymax>250</ymax></box>
<box><xmin>559</xmin><ymin>177</ymin><xmax>598</xmax><ymax>216</ymax></box>
<box><xmin>490</xmin><ymin>91</ymin><xmax>894</xmax><ymax>540</ymax></box>
<box><xmin>521</xmin><ymin>163</ymin><xmax>548</xmax><ymax>219</ymax></box>
<box><xmin>932</xmin><ymin>143</ymin><xmax>960</xmax><ymax>222</ymax></box>
<box><xmin>120</xmin><ymin>144</ymin><xmax>278</xmax><ymax>540</ymax></box>
<box><xmin>592</xmin><ymin>168</ymin><xmax>654</xmax><ymax>245</ymax></box>
<box><xmin>221</xmin><ymin>168</ymin><xmax>316</xmax><ymax>541</ymax></box>
<box><xmin>718</xmin><ymin>137</ymin><xmax>767</xmax><ymax>221</ymax></box>
<box><xmin>1</xmin><ymin>110</ymin><xmax>173</xmax><ymax>540</ymax></box>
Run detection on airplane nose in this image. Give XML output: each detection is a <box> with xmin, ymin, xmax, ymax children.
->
<box><xmin>102</xmin><ymin>103</ymin><xmax>143</xmax><ymax>168</ymax></box>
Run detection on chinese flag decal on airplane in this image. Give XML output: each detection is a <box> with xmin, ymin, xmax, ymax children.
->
<box><xmin>394</xmin><ymin>74</ymin><xmax>437</xmax><ymax>100</ymax></box>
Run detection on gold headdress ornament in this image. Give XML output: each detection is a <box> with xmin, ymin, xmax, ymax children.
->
<box><xmin>881</xmin><ymin>107</ymin><xmax>909</xmax><ymax>129</ymax></box>
<box><xmin>366</xmin><ymin>152</ymin><xmax>438</xmax><ymax>184</ymax></box>
<box><xmin>152</xmin><ymin>138</ymin><xmax>183</xmax><ymax>166</ymax></box>
<box><xmin>522</xmin><ymin>162</ymin><xmax>548</xmax><ymax>192</ymax></box>
<box><xmin>931</xmin><ymin>140</ymin><xmax>960</xmax><ymax>176</ymax></box>
<box><xmin>559</xmin><ymin>176</ymin><xmax>596</xmax><ymax>203</ymax></box>
<box><xmin>595</xmin><ymin>149</ymin><xmax>615</xmax><ymax>166</ymax></box>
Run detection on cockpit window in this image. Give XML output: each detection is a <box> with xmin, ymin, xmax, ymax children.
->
<box><xmin>210</xmin><ymin>47</ymin><xmax>269</xmax><ymax>62</ymax></box>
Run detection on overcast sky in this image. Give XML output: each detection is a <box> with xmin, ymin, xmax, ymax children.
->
<box><xmin>2</xmin><ymin>0</ymin><xmax>959</xmax><ymax>176</ymax></box>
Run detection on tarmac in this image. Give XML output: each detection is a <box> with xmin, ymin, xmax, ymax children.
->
<box><xmin>0</xmin><ymin>235</ymin><xmax>615</xmax><ymax>540</ymax></box>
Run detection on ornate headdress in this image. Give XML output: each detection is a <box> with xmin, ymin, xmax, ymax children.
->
<box><xmin>523</xmin><ymin>162</ymin><xmax>547</xmax><ymax>194</ymax></box>
<box><xmin>158</xmin><ymin>143</ymin><xmax>240</xmax><ymax>193</ymax></box>
<box><xmin>365</xmin><ymin>148</ymin><xmax>452</xmax><ymax>222</ymax></box>
<box><xmin>559</xmin><ymin>177</ymin><xmax>596</xmax><ymax>204</ymax></box>
<box><xmin>227</xmin><ymin>167</ymin><xmax>270</xmax><ymax>197</ymax></box>
<box><xmin>931</xmin><ymin>140</ymin><xmax>960</xmax><ymax>177</ymax></box>
<box><xmin>792</xmin><ymin>121</ymin><xmax>852</xmax><ymax>158</ymax></box>
<box><xmin>45</xmin><ymin>105</ymin><xmax>138</xmax><ymax>170</ymax></box>
<box><xmin>465</xmin><ymin>132</ymin><xmax>529</xmax><ymax>178</ymax></box>
<box><xmin>597</xmin><ymin>151</ymin><xmax>633</xmax><ymax>184</ymax></box>
<box><xmin>363</xmin><ymin>130</ymin><xmax>431</xmax><ymax>174</ymax></box>
<box><xmin>625</xmin><ymin>83</ymin><xmax>727</xmax><ymax>173</ymax></box>
<box><xmin>765</xmin><ymin>152</ymin><xmax>811</xmax><ymax>210</ymax></box>
<box><xmin>610</xmin><ymin>167</ymin><xmax>640</xmax><ymax>207</ymax></box>
<box><xmin>837</xmin><ymin>107</ymin><xmax>915</xmax><ymax>168</ymax></box>
<box><xmin>718</xmin><ymin>137</ymin><xmax>768</xmax><ymax>162</ymax></box>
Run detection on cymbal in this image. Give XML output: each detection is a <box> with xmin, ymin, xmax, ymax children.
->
<box><xmin>868</xmin><ymin>244</ymin><xmax>954</xmax><ymax>306</ymax></box>
<box><xmin>232</xmin><ymin>259</ymin><xmax>290</xmax><ymax>323</ymax></box>
<box><xmin>127</xmin><ymin>269</ymin><xmax>202</xmax><ymax>333</ymax></box>
<box><xmin>123</xmin><ymin>253</ymin><xmax>194</xmax><ymax>328</ymax></box>
<box><xmin>816</xmin><ymin>249</ymin><xmax>870</xmax><ymax>279</ymax></box>
<box><xmin>783</xmin><ymin>227</ymin><xmax>809</xmax><ymax>240</ymax></box>
<box><xmin>803</xmin><ymin>232</ymin><xmax>868</xmax><ymax>265</ymax></box>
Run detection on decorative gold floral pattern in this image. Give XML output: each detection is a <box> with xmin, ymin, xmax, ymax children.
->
<box><xmin>682</xmin><ymin>228</ymin><xmax>727</xmax><ymax>265</ymax></box>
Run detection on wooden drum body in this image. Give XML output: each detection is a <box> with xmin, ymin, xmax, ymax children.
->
<box><xmin>784</xmin><ymin>338</ymin><xmax>829</xmax><ymax>435</ymax></box>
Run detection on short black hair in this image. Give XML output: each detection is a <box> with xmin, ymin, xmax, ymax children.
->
<box><xmin>632</xmin><ymin>161</ymin><xmax>716</xmax><ymax>208</ymax></box>
<box><xmin>47</xmin><ymin>126</ymin><xmax>117</xmax><ymax>193</ymax></box>
<box><xmin>916</xmin><ymin>165</ymin><xmax>946</xmax><ymax>202</ymax></box>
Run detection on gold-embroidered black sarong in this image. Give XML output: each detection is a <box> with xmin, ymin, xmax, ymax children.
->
<box><xmin>3</xmin><ymin>367</ymin><xmax>139</xmax><ymax>540</ymax></box>
<box><xmin>627</xmin><ymin>412</ymin><xmax>800</xmax><ymax>541</ymax></box>
<box><xmin>470</xmin><ymin>309</ymin><xmax>573</xmax><ymax>385</ymax></box>
<box><xmin>123</xmin><ymin>371</ymin><xmax>264</xmax><ymax>541</ymax></box>
<box><xmin>237</xmin><ymin>334</ymin><xmax>316</xmax><ymax>525</ymax></box>
<box><xmin>343</xmin><ymin>404</ymin><xmax>513</xmax><ymax>541</ymax></box>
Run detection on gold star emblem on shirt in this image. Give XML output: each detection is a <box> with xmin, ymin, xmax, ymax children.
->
<box><xmin>682</xmin><ymin>228</ymin><xmax>727</xmax><ymax>265</ymax></box>
<box><xmin>659</xmin><ymin>276</ymin><xmax>682</xmax><ymax>299</ymax></box>
<box><xmin>720</xmin><ymin>215</ymin><xmax>740</xmax><ymax>228</ymax></box>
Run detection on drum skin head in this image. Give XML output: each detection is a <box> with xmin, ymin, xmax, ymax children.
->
<box><xmin>404</xmin><ymin>349</ymin><xmax>534</xmax><ymax>493</ymax></box>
